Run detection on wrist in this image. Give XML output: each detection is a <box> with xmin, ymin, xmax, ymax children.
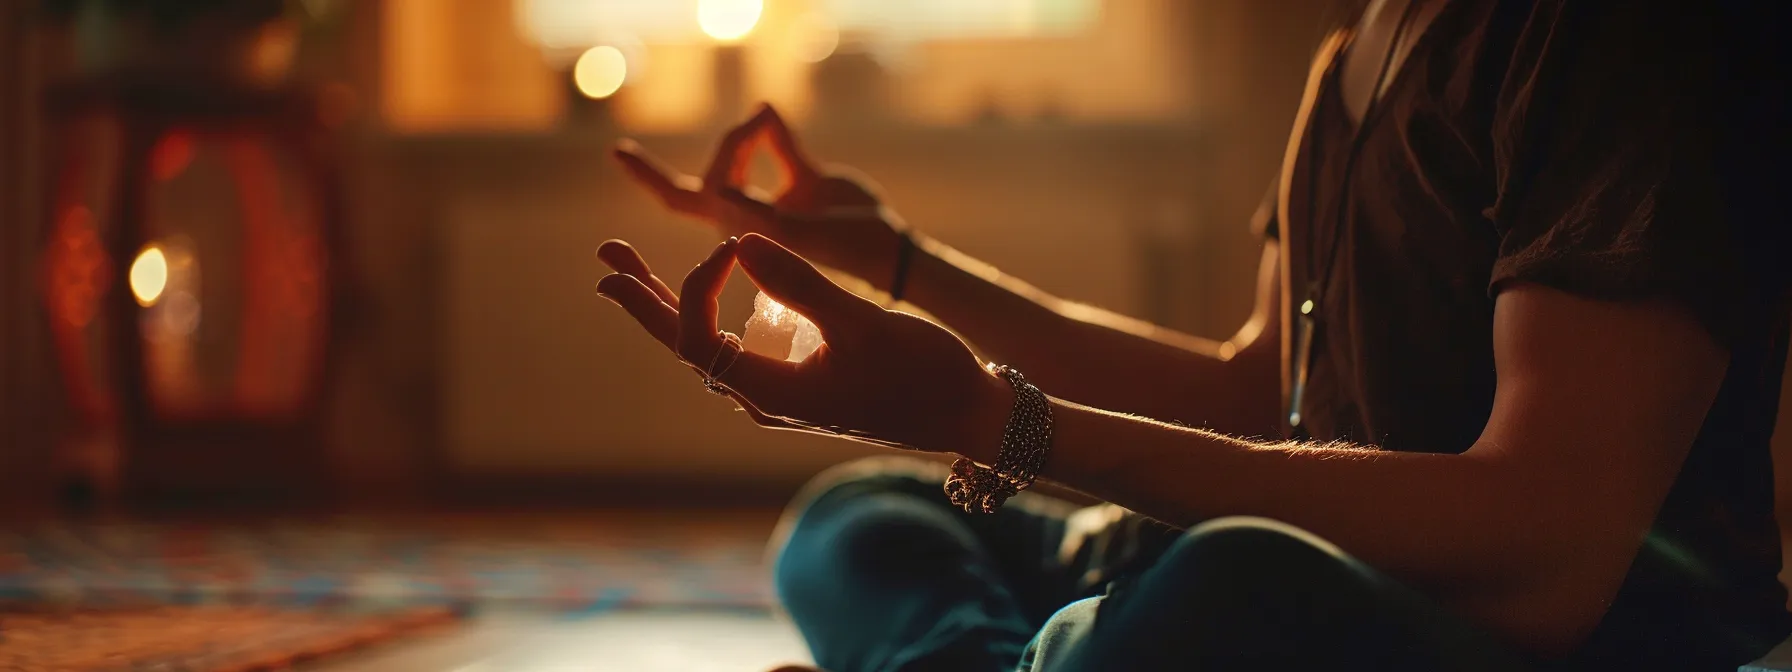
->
<box><xmin>952</xmin><ymin>364</ymin><xmax>1014</xmax><ymax>464</ymax></box>
<box><xmin>857</xmin><ymin>216</ymin><xmax>906</xmax><ymax>295</ymax></box>
<box><xmin>942</xmin><ymin>364</ymin><xmax>1054</xmax><ymax>514</ymax></box>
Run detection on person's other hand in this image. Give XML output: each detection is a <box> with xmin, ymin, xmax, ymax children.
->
<box><xmin>594</xmin><ymin>234</ymin><xmax>1005</xmax><ymax>459</ymax></box>
<box><xmin>613</xmin><ymin>104</ymin><xmax>906</xmax><ymax>291</ymax></box>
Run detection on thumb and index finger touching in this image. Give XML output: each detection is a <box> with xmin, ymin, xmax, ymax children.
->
<box><xmin>612</xmin><ymin>104</ymin><xmax>819</xmax><ymax>218</ymax></box>
<box><xmin>603</xmin><ymin>232</ymin><xmax>879</xmax><ymax>362</ymax></box>
<box><xmin>701</xmin><ymin>104</ymin><xmax>819</xmax><ymax>189</ymax></box>
<box><xmin>602</xmin><ymin>107</ymin><xmax>874</xmax><ymax>413</ymax></box>
<box><xmin>693</xmin><ymin>233</ymin><xmax>882</xmax><ymax>421</ymax></box>
<box><xmin>596</xmin><ymin>236</ymin><xmax>881</xmax><ymax>430</ymax></box>
<box><xmin>735</xmin><ymin>234</ymin><xmax>882</xmax><ymax>341</ymax></box>
<box><xmin>751</xmin><ymin>104</ymin><xmax>820</xmax><ymax>185</ymax></box>
<box><xmin>609</xmin><ymin>104</ymin><xmax>862</xmax><ymax>337</ymax></box>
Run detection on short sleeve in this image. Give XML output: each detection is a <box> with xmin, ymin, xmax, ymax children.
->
<box><xmin>1485</xmin><ymin>1</ymin><xmax>1765</xmax><ymax>343</ymax></box>
<box><xmin>1250</xmin><ymin>178</ymin><xmax>1279</xmax><ymax>241</ymax></box>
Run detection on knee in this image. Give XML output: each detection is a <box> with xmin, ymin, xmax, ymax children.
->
<box><xmin>768</xmin><ymin>457</ymin><xmax>965</xmax><ymax>591</ymax></box>
<box><xmin>780</xmin><ymin>457</ymin><xmax>946</xmax><ymax>524</ymax></box>
<box><xmin>1086</xmin><ymin>517</ymin><xmax>1368</xmax><ymax>634</ymax></box>
<box><xmin>1153</xmin><ymin>516</ymin><xmax>1352</xmax><ymax>584</ymax></box>
<box><xmin>768</xmin><ymin>457</ymin><xmax>946</xmax><ymax>556</ymax></box>
<box><xmin>1027</xmin><ymin>597</ymin><xmax>1103</xmax><ymax>669</ymax></box>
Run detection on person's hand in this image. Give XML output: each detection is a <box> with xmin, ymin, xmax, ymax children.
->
<box><xmin>613</xmin><ymin>104</ymin><xmax>906</xmax><ymax>290</ymax></box>
<box><xmin>594</xmin><ymin>233</ymin><xmax>1007</xmax><ymax>459</ymax></box>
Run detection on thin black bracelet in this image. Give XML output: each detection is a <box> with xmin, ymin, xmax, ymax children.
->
<box><xmin>889</xmin><ymin>230</ymin><xmax>916</xmax><ymax>302</ymax></box>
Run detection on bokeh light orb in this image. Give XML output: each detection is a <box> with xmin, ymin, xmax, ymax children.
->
<box><xmin>573</xmin><ymin>45</ymin><xmax>628</xmax><ymax>99</ymax></box>
<box><xmin>698</xmin><ymin>0</ymin><xmax>762</xmax><ymax>41</ymax></box>
<box><xmin>794</xmin><ymin>12</ymin><xmax>839</xmax><ymax>62</ymax></box>
<box><xmin>129</xmin><ymin>245</ymin><xmax>168</xmax><ymax>307</ymax></box>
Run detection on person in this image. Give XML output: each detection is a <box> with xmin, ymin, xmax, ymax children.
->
<box><xmin>592</xmin><ymin>0</ymin><xmax>1792</xmax><ymax>669</ymax></box>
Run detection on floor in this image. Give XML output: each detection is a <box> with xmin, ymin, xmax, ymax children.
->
<box><xmin>2</xmin><ymin>509</ymin><xmax>817</xmax><ymax>670</ymax></box>
<box><xmin>308</xmin><ymin>610</ymin><xmax>812</xmax><ymax>672</ymax></box>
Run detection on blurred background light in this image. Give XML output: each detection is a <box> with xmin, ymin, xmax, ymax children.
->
<box><xmin>574</xmin><ymin>45</ymin><xmax>629</xmax><ymax>99</ymax></box>
<box><xmin>129</xmin><ymin>245</ymin><xmax>168</xmax><ymax>307</ymax></box>
<box><xmin>497</xmin><ymin>0</ymin><xmax>1115</xmax><ymax>132</ymax></box>
<box><xmin>518</xmin><ymin>0</ymin><xmax>1098</xmax><ymax>48</ymax></box>
<box><xmin>820</xmin><ymin>0</ymin><xmax>1098</xmax><ymax>40</ymax></box>
<box><xmin>697</xmin><ymin>0</ymin><xmax>763</xmax><ymax>41</ymax></box>
<box><xmin>518</xmin><ymin>0</ymin><xmax>695</xmax><ymax>48</ymax></box>
<box><xmin>792</xmin><ymin>12</ymin><xmax>840</xmax><ymax>63</ymax></box>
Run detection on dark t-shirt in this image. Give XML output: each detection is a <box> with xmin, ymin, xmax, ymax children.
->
<box><xmin>1266</xmin><ymin>0</ymin><xmax>1792</xmax><ymax>668</ymax></box>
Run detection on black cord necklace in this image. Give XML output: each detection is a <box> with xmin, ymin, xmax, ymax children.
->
<box><xmin>1288</xmin><ymin>0</ymin><xmax>1426</xmax><ymax>430</ymax></box>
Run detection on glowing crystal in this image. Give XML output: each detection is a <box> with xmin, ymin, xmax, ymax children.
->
<box><xmin>742</xmin><ymin>291</ymin><xmax>823</xmax><ymax>362</ymax></box>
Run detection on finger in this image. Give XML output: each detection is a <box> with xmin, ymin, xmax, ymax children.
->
<box><xmin>599</xmin><ymin>245</ymin><xmax>810</xmax><ymax>437</ymax></box>
<box><xmin>736</xmin><ymin>233</ymin><xmax>881</xmax><ymax>337</ymax></box>
<box><xmin>753</xmin><ymin>104</ymin><xmax>820</xmax><ymax>185</ymax></box>
<box><xmin>677</xmin><ymin>237</ymin><xmax>740</xmax><ymax>364</ymax></box>
<box><xmin>596</xmin><ymin>239</ymin><xmax>679</xmax><ymax>308</ymax></box>
<box><xmin>595</xmin><ymin>273</ymin><xmax>679</xmax><ymax>350</ymax></box>
<box><xmin>614</xmin><ymin>140</ymin><xmax>706</xmax><ymax>216</ymax></box>
<box><xmin>703</xmin><ymin>114</ymin><xmax>763</xmax><ymax>195</ymax></box>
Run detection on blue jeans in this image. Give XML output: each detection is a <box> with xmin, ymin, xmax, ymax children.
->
<box><xmin>770</xmin><ymin>458</ymin><xmax>1534</xmax><ymax>672</ymax></box>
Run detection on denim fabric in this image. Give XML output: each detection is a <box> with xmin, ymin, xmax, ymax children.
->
<box><xmin>771</xmin><ymin>459</ymin><xmax>1532</xmax><ymax>672</ymax></box>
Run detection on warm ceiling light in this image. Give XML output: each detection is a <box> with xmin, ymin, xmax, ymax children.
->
<box><xmin>698</xmin><ymin>0</ymin><xmax>762</xmax><ymax>41</ymax></box>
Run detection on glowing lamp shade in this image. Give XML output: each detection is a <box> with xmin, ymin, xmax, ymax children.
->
<box><xmin>128</xmin><ymin>246</ymin><xmax>168</xmax><ymax>306</ymax></box>
<box><xmin>40</xmin><ymin>72</ymin><xmax>344</xmax><ymax>506</ymax></box>
<box><xmin>698</xmin><ymin>0</ymin><xmax>762</xmax><ymax>41</ymax></box>
<box><xmin>573</xmin><ymin>46</ymin><xmax>628</xmax><ymax>99</ymax></box>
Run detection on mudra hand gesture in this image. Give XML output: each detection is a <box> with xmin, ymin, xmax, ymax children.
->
<box><xmin>611</xmin><ymin>103</ymin><xmax>906</xmax><ymax>293</ymax></box>
<box><xmin>596</xmin><ymin>107</ymin><xmax>1006</xmax><ymax>458</ymax></box>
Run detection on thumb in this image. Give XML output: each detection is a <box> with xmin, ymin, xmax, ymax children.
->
<box><xmin>736</xmin><ymin>233</ymin><xmax>880</xmax><ymax>336</ymax></box>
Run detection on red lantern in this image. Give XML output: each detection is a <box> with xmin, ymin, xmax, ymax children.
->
<box><xmin>40</xmin><ymin>58</ymin><xmax>344</xmax><ymax>508</ymax></box>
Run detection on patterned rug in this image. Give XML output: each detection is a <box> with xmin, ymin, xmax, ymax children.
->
<box><xmin>0</xmin><ymin>513</ymin><xmax>777</xmax><ymax>615</ymax></box>
<box><xmin>0</xmin><ymin>606</ymin><xmax>456</xmax><ymax>672</ymax></box>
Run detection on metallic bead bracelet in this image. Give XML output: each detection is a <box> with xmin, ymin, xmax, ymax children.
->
<box><xmin>945</xmin><ymin>364</ymin><xmax>1054</xmax><ymax>514</ymax></box>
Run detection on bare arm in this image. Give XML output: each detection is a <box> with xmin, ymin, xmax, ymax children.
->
<box><xmin>904</xmin><ymin>235</ymin><xmax>1282</xmax><ymax>436</ymax></box>
<box><xmin>614</xmin><ymin>105</ymin><xmax>1282</xmax><ymax>435</ymax></box>
<box><xmin>599</xmin><ymin>233</ymin><xmax>1722</xmax><ymax>656</ymax></box>
<box><xmin>953</xmin><ymin>284</ymin><xmax>1725</xmax><ymax>654</ymax></box>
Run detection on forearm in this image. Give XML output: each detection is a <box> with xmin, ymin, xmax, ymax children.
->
<box><xmin>930</xmin><ymin>286</ymin><xmax>1725</xmax><ymax>655</ymax></box>
<box><xmin>902</xmin><ymin>233</ymin><xmax>1282</xmax><ymax>434</ymax></box>
<box><xmin>969</xmin><ymin>397</ymin><xmax>1634</xmax><ymax>652</ymax></box>
<box><xmin>1036</xmin><ymin>402</ymin><xmax>1511</xmax><ymax>583</ymax></box>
